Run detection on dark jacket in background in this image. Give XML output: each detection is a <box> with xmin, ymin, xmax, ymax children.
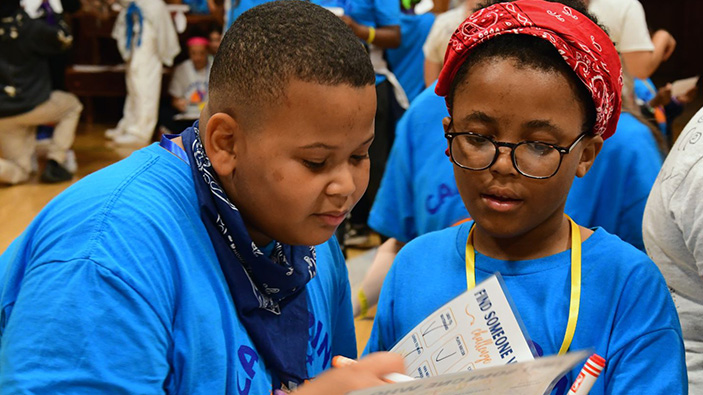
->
<box><xmin>0</xmin><ymin>9</ymin><xmax>72</xmax><ymax>118</ymax></box>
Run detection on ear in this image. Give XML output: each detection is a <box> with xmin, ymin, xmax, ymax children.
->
<box><xmin>203</xmin><ymin>112</ymin><xmax>241</xmax><ymax>179</ymax></box>
<box><xmin>575</xmin><ymin>134</ymin><xmax>603</xmax><ymax>178</ymax></box>
<box><xmin>442</xmin><ymin>117</ymin><xmax>453</xmax><ymax>160</ymax></box>
<box><xmin>442</xmin><ymin>116</ymin><xmax>452</xmax><ymax>132</ymax></box>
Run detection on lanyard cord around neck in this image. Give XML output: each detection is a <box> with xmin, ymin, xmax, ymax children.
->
<box><xmin>465</xmin><ymin>215</ymin><xmax>582</xmax><ymax>355</ymax></box>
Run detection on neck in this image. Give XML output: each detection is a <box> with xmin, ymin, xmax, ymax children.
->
<box><xmin>473</xmin><ymin>214</ymin><xmax>571</xmax><ymax>261</ymax></box>
<box><xmin>247</xmin><ymin>228</ymin><xmax>273</xmax><ymax>248</ymax></box>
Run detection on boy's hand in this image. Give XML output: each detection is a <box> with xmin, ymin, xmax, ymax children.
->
<box><xmin>291</xmin><ymin>352</ymin><xmax>405</xmax><ymax>395</ymax></box>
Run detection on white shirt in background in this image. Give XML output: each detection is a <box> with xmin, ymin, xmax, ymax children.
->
<box><xmin>644</xmin><ymin>106</ymin><xmax>703</xmax><ymax>393</ymax></box>
<box><xmin>422</xmin><ymin>5</ymin><xmax>466</xmax><ymax>65</ymax></box>
<box><xmin>587</xmin><ymin>0</ymin><xmax>654</xmax><ymax>53</ymax></box>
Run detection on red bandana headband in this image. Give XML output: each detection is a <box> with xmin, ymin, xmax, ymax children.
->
<box><xmin>435</xmin><ymin>0</ymin><xmax>623</xmax><ymax>139</ymax></box>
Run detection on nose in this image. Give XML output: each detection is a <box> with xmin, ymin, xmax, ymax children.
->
<box><xmin>490</xmin><ymin>146</ymin><xmax>518</xmax><ymax>176</ymax></box>
<box><xmin>327</xmin><ymin>163</ymin><xmax>357</xmax><ymax>198</ymax></box>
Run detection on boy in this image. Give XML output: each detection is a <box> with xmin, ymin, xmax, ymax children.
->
<box><xmin>365</xmin><ymin>1</ymin><xmax>686</xmax><ymax>394</ymax></box>
<box><xmin>0</xmin><ymin>2</ymin><xmax>402</xmax><ymax>393</ymax></box>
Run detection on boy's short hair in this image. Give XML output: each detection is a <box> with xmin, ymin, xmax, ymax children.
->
<box><xmin>208</xmin><ymin>0</ymin><xmax>375</xmax><ymax>119</ymax></box>
<box><xmin>449</xmin><ymin>0</ymin><xmax>607</xmax><ymax>134</ymax></box>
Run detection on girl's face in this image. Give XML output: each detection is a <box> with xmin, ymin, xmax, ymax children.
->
<box><xmin>446</xmin><ymin>58</ymin><xmax>600</xmax><ymax>241</ymax></box>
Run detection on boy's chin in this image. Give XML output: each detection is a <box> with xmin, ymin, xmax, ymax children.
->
<box><xmin>280</xmin><ymin>229</ymin><xmax>338</xmax><ymax>247</ymax></box>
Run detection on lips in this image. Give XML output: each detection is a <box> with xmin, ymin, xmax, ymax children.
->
<box><xmin>315</xmin><ymin>211</ymin><xmax>348</xmax><ymax>227</ymax></box>
<box><xmin>480</xmin><ymin>187</ymin><xmax>523</xmax><ymax>212</ymax></box>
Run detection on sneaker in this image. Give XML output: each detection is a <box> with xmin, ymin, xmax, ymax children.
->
<box><xmin>40</xmin><ymin>159</ymin><xmax>73</xmax><ymax>183</ymax></box>
<box><xmin>105</xmin><ymin>127</ymin><xmax>124</xmax><ymax>140</ymax></box>
<box><xmin>112</xmin><ymin>132</ymin><xmax>150</xmax><ymax>147</ymax></box>
<box><xmin>63</xmin><ymin>149</ymin><xmax>77</xmax><ymax>174</ymax></box>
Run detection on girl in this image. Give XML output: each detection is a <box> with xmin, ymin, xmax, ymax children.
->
<box><xmin>366</xmin><ymin>1</ymin><xmax>687</xmax><ymax>394</ymax></box>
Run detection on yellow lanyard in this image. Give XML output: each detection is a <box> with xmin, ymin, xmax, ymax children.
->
<box><xmin>465</xmin><ymin>216</ymin><xmax>581</xmax><ymax>355</ymax></box>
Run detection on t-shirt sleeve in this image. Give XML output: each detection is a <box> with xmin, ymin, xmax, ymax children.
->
<box><xmin>327</xmin><ymin>237</ymin><xmax>358</xmax><ymax>359</ymax></box>
<box><xmin>0</xmin><ymin>259</ymin><xmax>170</xmax><ymax>393</ymax></box>
<box><xmin>373</xmin><ymin>0</ymin><xmax>400</xmax><ymax>27</ymax></box>
<box><xmin>602</xmin><ymin>261</ymin><xmax>687</xmax><ymax>394</ymax></box>
<box><xmin>368</xmin><ymin>113</ymin><xmax>417</xmax><ymax>242</ymax></box>
<box><xmin>617</xmin><ymin>0</ymin><xmax>655</xmax><ymax>53</ymax></box>
<box><xmin>671</xmin><ymin>157</ymin><xmax>703</xmax><ymax>276</ymax></box>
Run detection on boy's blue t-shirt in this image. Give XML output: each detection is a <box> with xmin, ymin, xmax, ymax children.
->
<box><xmin>369</xmin><ymin>83</ymin><xmax>662</xmax><ymax>249</ymax></box>
<box><xmin>386</xmin><ymin>12</ymin><xmax>435</xmax><ymax>103</ymax></box>
<box><xmin>0</xmin><ymin>144</ymin><xmax>356</xmax><ymax>394</ymax></box>
<box><xmin>365</xmin><ymin>222</ymin><xmax>687</xmax><ymax>395</ymax></box>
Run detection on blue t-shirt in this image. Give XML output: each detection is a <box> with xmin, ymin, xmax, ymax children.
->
<box><xmin>566</xmin><ymin>112</ymin><xmax>662</xmax><ymax>251</ymax></box>
<box><xmin>365</xmin><ymin>222</ymin><xmax>687</xmax><ymax>395</ymax></box>
<box><xmin>225</xmin><ymin>0</ymin><xmax>400</xmax><ymax>33</ymax></box>
<box><xmin>386</xmin><ymin>12</ymin><xmax>435</xmax><ymax>103</ymax></box>
<box><xmin>224</xmin><ymin>0</ymin><xmax>400</xmax><ymax>86</ymax></box>
<box><xmin>369</xmin><ymin>83</ymin><xmax>662</xmax><ymax>250</ymax></box>
<box><xmin>0</xmin><ymin>144</ymin><xmax>356</xmax><ymax>394</ymax></box>
<box><xmin>368</xmin><ymin>81</ymin><xmax>467</xmax><ymax>243</ymax></box>
<box><xmin>224</xmin><ymin>0</ymin><xmax>269</xmax><ymax>29</ymax></box>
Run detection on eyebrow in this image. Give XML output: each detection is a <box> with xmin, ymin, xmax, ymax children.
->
<box><xmin>523</xmin><ymin>119</ymin><xmax>565</xmax><ymax>135</ymax></box>
<box><xmin>458</xmin><ymin>112</ymin><xmax>566</xmax><ymax>137</ymax></box>
<box><xmin>459</xmin><ymin>111</ymin><xmax>496</xmax><ymax>125</ymax></box>
<box><xmin>299</xmin><ymin>135</ymin><xmax>374</xmax><ymax>150</ymax></box>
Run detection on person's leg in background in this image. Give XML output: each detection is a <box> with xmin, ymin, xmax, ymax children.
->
<box><xmin>106</xmin><ymin>65</ymin><xmax>138</xmax><ymax>140</ymax></box>
<box><xmin>0</xmin><ymin>120</ymin><xmax>36</xmax><ymax>185</ymax></box>
<box><xmin>114</xmin><ymin>21</ymin><xmax>163</xmax><ymax>146</ymax></box>
<box><xmin>1</xmin><ymin>91</ymin><xmax>82</xmax><ymax>183</ymax></box>
<box><xmin>44</xmin><ymin>91</ymin><xmax>82</xmax><ymax>178</ymax></box>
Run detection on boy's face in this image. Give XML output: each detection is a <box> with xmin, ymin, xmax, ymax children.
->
<box><xmin>219</xmin><ymin>80</ymin><xmax>376</xmax><ymax>246</ymax></box>
<box><xmin>447</xmin><ymin>58</ymin><xmax>599</xmax><ymax>240</ymax></box>
<box><xmin>188</xmin><ymin>44</ymin><xmax>209</xmax><ymax>71</ymax></box>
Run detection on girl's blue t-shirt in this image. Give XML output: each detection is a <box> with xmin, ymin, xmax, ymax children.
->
<box><xmin>0</xmin><ymin>144</ymin><xmax>356</xmax><ymax>394</ymax></box>
<box><xmin>365</xmin><ymin>222</ymin><xmax>687</xmax><ymax>395</ymax></box>
<box><xmin>369</xmin><ymin>83</ymin><xmax>662</xmax><ymax>250</ymax></box>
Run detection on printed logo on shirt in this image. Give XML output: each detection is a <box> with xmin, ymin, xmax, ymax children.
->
<box><xmin>237</xmin><ymin>345</ymin><xmax>260</xmax><ymax>395</ymax></box>
<box><xmin>308</xmin><ymin>312</ymin><xmax>332</xmax><ymax>370</ymax></box>
<box><xmin>530</xmin><ymin>340</ymin><xmax>570</xmax><ymax>395</ymax></box>
<box><xmin>425</xmin><ymin>183</ymin><xmax>460</xmax><ymax>215</ymax></box>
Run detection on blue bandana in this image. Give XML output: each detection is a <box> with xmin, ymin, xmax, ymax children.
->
<box><xmin>180</xmin><ymin>123</ymin><xmax>317</xmax><ymax>389</ymax></box>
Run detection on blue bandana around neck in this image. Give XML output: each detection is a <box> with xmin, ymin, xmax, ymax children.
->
<box><xmin>179</xmin><ymin>123</ymin><xmax>317</xmax><ymax>389</ymax></box>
